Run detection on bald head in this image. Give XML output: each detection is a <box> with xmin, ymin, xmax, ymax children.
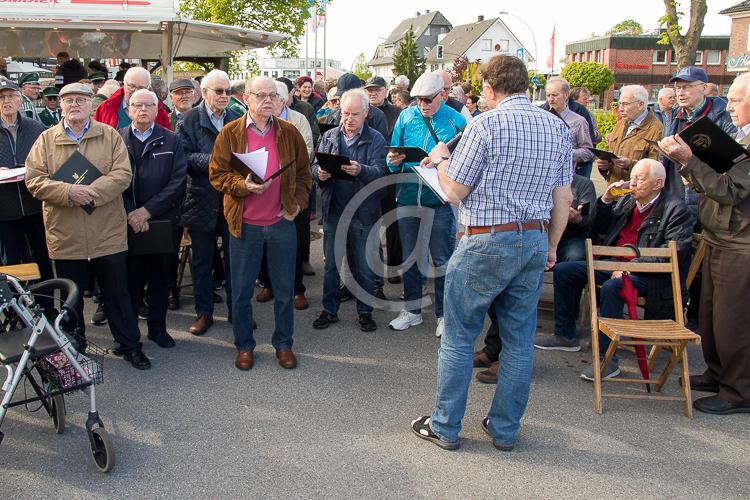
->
<box><xmin>123</xmin><ymin>66</ymin><xmax>151</xmax><ymax>102</ymax></box>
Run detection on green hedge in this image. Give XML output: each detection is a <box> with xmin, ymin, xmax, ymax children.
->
<box><xmin>592</xmin><ymin>109</ymin><xmax>618</xmax><ymax>149</ymax></box>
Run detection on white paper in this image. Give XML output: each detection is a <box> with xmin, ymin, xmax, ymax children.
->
<box><xmin>0</xmin><ymin>167</ymin><xmax>26</xmax><ymax>184</ymax></box>
<box><xmin>413</xmin><ymin>165</ymin><xmax>450</xmax><ymax>203</ymax></box>
<box><xmin>234</xmin><ymin>148</ymin><xmax>270</xmax><ymax>180</ymax></box>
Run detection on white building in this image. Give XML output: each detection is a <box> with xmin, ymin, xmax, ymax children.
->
<box><xmin>258</xmin><ymin>57</ymin><xmax>344</xmax><ymax>81</ymax></box>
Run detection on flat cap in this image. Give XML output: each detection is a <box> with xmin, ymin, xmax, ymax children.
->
<box><xmin>0</xmin><ymin>79</ymin><xmax>20</xmax><ymax>92</ymax></box>
<box><xmin>18</xmin><ymin>73</ymin><xmax>40</xmax><ymax>86</ymax></box>
<box><xmin>364</xmin><ymin>76</ymin><xmax>387</xmax><ymax>89</ymax></box>
<box><xmin>59</xmin><ymin>82</ymin><xmax>94</xmax><ymax>98</ymax></box>
<box><xmin>89</xmin><ymin>71</ymin><xmax>107</xmax><ymax>82</ymax></box>
<box><xmin>410</xmin><ymin>72</ymin><xmax>444</xmax><ymax>98</ymax></box>
<box><xmin>169</xmin><ymin>78</ymin><xmax>194</xmax><ymax>92</ymax></box>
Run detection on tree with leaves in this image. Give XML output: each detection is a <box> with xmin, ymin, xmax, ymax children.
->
<box><xmin>352</xmin><ymin>53</ymin><xmax>372</xmax><ymax>81</ymax></box>
<box><xmin>392</xmin><ymin>25</ymin><xmax>425</xmax><ymax>87</ymax></box>
<box><xmin>607</xmin><ymin>19</ymin><xmax>644</xmax><ymax>35</ymax></box>
<box><xmin>561</xmin><ymin>62</ymin><xmax>615</xmax><ymax>96</ymax></box>
<box><xmin>658</xmin><ymin>0</ymin><xmax>707</xmax><ymax>69</ymax></box>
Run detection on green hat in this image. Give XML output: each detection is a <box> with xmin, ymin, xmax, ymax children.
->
<box><xmin>18</xmin><ymin>73</ymin><xmax>40</xmax><ymax>86</ymax></box>
<box><xmin>89</xmin><ymin>71</ymin><xmax>106</xmax><ymax>82</ymax></box>
<box><xmin>42</xmin><ymin>86</ymin><xmax>59</xmax><ymax>97</ymax></box>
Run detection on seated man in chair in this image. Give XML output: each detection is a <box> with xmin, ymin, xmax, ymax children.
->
<box><xmin>535</xmin><ymin>159</ymin><xmax>693</xmax><ymax>379</ymax></box>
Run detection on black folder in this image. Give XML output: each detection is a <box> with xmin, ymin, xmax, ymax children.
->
<box><xmin>588</xmin><ymin>148</ymin><xmax>619</xmax><ymax>162</ymax></box>
<box><xmin>387</xmin><ymin>147</ymin><xmax>429</xmax><ymax>163</ymax></box>
<box><xmin>50</xmin><ymin>151</ymin><xmax>103</xmax><ymax>214</ymax></box>
<box><xmin>678</xmin><ymin>116</ymin><xmax>749</xmax><ymax>173</ymax></box>
<box><xmin>318</xmin><ymin>122</ymin><xmax>338</xmax><ymax>135</ymax></box>
<box><xmin>127</xmin><ymin>219</ymin><xmax>175</xmax><ymax>255</ymax></box>
<box><xmin>314</xmin><ymin>152</ymin><xmax>356</xmax><ymax>181</ymax></box>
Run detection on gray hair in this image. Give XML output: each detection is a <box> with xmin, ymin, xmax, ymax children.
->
<box><xmin>620</xmin><ymin>85</ymin><xmax>648</xmax><ymax>104</ymax></box>
<box><xmin>274</xmin><ymin>81</ymin><xmax>289</xmax><ymax>102</ymax></box>
<box><xmin>124</xmin><ymin>66</ymin><xmax>150</xmax><ymax>86</ymax></box>
<box><xmin>657</xmin><ymin>87</ymin><xmax>675</xmax><ymax>99</ymax></box>
<box><xmin>99</xmin><ymin>81</ymin><xmax>121</xmax><ymax>98</ymax></box>
<box><xmin>129</xmin><ymin>88</ymin><xmax>158</xmax><ymax>105</ymax></box>
<box><xmin>733</xmin><ymin>73</ymin><xmax>750</xmax><ymax>97</ymax></box>
<box><xmin>395</xmin><ymin>75</ymin><xmax>409</xmax><ymax>87</ymax></box>
<box><xmin>201</xmin><ymin>69</ymin><xmax>230</xmax><ymax>89</ymax></box>
<box><xmin>231</xmin><ymin>80</ymin><xmax>245</xmax><ymax>96</ymax></box>
<box><xmin>546</xmin><ymin>76</ymin><xmax>570</xmax><ymax>94</ymax></box>
<box><xmin>634</xmin><ymin>158</ymin><xmax>666</xmax><ymax>182</ymax></box>
<box><xmin>245</xmin><ymin>75</ymin><xmax>275</xmax><ymax>93</ymax></box>
<box><xmin>340</xmin><ymin>88</ymin><xmax>369</xmax><ymax>112</ymax></box>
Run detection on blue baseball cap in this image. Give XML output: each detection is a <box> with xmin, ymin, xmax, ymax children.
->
<box><xmin>669</xmin><ymin>66</ymin><xmax>708</xmax><ymax>83</ymax></box>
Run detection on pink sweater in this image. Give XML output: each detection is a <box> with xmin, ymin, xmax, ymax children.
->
<box><xmin>243</xmin><ymin>124</ymin><xmax>282</xmax><ymax>226</ymax></box>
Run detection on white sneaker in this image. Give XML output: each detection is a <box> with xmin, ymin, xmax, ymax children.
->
<box><xmin>389</xmin><ymin>310</ymin><xmax>423</xmax><ymax>331</ymax></box>
<box><xmin>435</xmin><ymin>318</ymin><xmax>444</xmax><ymax>338</ymax></box>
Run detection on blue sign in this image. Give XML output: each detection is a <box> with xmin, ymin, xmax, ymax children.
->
<box><xmin>516</xmin><ymin>47</ymin><xmax>525</xmax><ymax>60</ymax></box>
<box><xmin>531</xmin><ymin>75</ymin><xmax>540</xmax><ymax>85</ymax></box>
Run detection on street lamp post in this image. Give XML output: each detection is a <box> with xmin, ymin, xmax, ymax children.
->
<box><xmin>498</xmin><ymin>11</ymin><xmax>538</xmax><ymax>73</ymax></box>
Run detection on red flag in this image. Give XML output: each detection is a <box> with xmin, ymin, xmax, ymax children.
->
<box><xmin>546</xmin><ymin>25</ymin><xmax>556</xmax><ymax>70</ymax></box>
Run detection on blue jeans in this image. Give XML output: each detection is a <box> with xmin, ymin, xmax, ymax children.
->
<box><xmin>430</xmin><ymin>229</ymin><xmax>548</xmax><ymax>446</ymax></box>
<box><xmin>557</xmin><ymin>236</ymin><xmax>586</xmax><ymax>263</ymax></box>
<box><xmin>553</xmin><ymin>261</ymin><xmax>648</xmax><ymax>359</ymax></box>
<box><xmin>397</xmin><ymin>204</ymin><xmax>455</xmax><ymax>317</ymax></box>
<box><xmin>188</xmin><ymin>219</ymin><xmax>232</xmax><ymax>316</ymax></box>
<box><xmin>229</xmin><ymin>219</ymin><xmax>296</xmax><ymax>351</ymax></box>
<box><xmin>577</xmin><ymin>160</ymin><xmax>593</xmax><ymax>178</ymax></box>
<box><xmin>322</xmin><ymin>214</ymin><xmax>376</xmax><ymax>316</ymax></box>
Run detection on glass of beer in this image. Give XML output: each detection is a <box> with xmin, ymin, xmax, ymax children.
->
<box><xmin>609</xmin><ymin>182</ymin><xmax>632</xmax><ymax>199</ymax></box>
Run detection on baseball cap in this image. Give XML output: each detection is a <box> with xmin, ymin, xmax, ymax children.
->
<box><xmin>669</xmin><ymin>66</ymin><xmax>709</xmax><ymax>83</ymax></box>
<box><xmin>364</xmin><ymin>76</ymin><xmax>387</xmax><ymax>89</ymax></box>
<box><xmin>0</xmin><ymin>79</ymin><xmax>21</xmax><ymax>92</ymax></box>
<box><xmin>410</xmin><ymin>73</ymin><xmax>444</xmax><ymax>98</ymax></box>
<box><xmin>335</xmin><ymin>73</ymin><xmax>362</xmax><ymax>96</ymax></box>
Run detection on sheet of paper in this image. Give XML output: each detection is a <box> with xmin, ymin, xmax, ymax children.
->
<box><xmin>0</xmin><ymin>167</ymin><xmax>26</xmax><ymax>184</ymax></box>
<box><xmin>233</xmin><ymin>148</ymin><xmax>269</xmax><ymax>180</ymax></box>
<box><xmin>413</xmin><ymin>165</ymin><xmax>449</xmax><ymax>203</ymax></box>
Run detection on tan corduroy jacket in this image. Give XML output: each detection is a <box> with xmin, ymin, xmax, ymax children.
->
<box><xmin>209</xmin><ymin>114</ymin><xmax>311</xmax><ymax>238</ymax></box>
<box><xmin>599</xmin><ymin>109</ymin><xmax>663</xmax><ymax>183</ymax></box>
<box><xmin>25</xmin><ymin>120</ymin><xmax>132</xmax><ymax>260</ymax></box>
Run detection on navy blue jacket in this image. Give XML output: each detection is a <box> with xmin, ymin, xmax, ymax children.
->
<box><xmin>0</xmin><ymin>113</ymin><xmax>45</xmax><ymax>222</ymax></box>
<box><xmin>119</xmin><ymin>124</ymin><xmax>187</xmax><ymax>220</ymax></box>
<box><xmin>312</xmin><ymin>122</ymin><xmax>386</xmax><ymax>226</ymax></box>
<box><xmin>175</xmin><ymin>105</ymin><xmax>240</xmax><ymax>231</ymax></box>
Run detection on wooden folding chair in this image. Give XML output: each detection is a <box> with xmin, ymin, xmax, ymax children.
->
<box><xmin>585</xmin><ymin>239</ymin><xmax>701</xmax><ymax>417</ymax></box>
<box><xmin>0</xmin><ymin>263</ymin><xmax>41</xmax><ymax>281</ymax></box>
<box><xmin>176</xmin><ymin>228</ymin><xmax>192</xmax><ymax>289</ymax></box>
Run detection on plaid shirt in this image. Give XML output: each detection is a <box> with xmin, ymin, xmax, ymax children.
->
<box><xmin>446</xmin><ymin>94</ymin><xmax>573</xmax><ymax>227</ymax></box>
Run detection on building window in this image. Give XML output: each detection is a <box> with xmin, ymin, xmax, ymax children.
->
<box><xmin>263</xmin><ymin>71</ymin><xmax>268</xmax><ymax>76</ymax></box>
<box><xmin>653</xmin><ymin>50</ymin><xmax>667</xmax><ymax>64</ymax></box>
<box><xmin>706</xmin><ymin>50</ymin><xmax>721</xmax><ymax>65</ymax></box>
<box><xmin>651</xmin><ymin>84</ymin><xmax>663</xmax><ymax>101</ymax></box>
<box><xmin>494</xmin><ymin>40</ymin><xmax>509</xmax><ymax>52</ymax></box>
<box><xmin>272</xmin><ymin>71</ymin><xmax>278</xmax><ymax>78</ymax></box>
<box><xmin>694</xmin><ymin>51</ymin><xmax>703</xmax><ymax>65</ymax></box>
<box><xmin>482</xmin><ymin>38</ymin><xmax>492</xmax><ymax>51</ymax></box>
<box><xmin>436</xmin><ymin>45</ymin><xmax>444</xmax><ymax>59</ymax></box>
<box><xmin>424</xmin><ymin>26</ymin><xmax>430</xmax><ymax>36</ymax></box>
<box><xmin>596</xmin><ymin>50</ymin><xmax>602</xmax><ymax>63</ymax></box>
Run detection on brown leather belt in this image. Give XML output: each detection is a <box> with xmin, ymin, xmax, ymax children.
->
<box><xmin>466</xmin><ymin>220</ymin><xmax>548</xmax><ymax>235</ymax></box>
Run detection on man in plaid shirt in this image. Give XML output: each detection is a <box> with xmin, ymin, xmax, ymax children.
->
<box><xmin>410</xmin><ymin>55</ymin><xmax>573</xmax><ymax>452</ymax></box>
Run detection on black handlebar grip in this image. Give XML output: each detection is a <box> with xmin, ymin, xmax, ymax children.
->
<box><xmin>27</xmin><ymin>278</ymin><xmax>80</xmax><ymax>313</ymax></box>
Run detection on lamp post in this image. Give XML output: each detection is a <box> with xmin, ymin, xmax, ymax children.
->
<box><xmin>498</xmin><ymin>11</ymin><xmax>538</xmax><ymax>73</ymax></box>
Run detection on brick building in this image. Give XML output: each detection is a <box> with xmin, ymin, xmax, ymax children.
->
<box><xmin>721</xmin><ymin>1</ymin><xmax>750</xmax><ymax>73</ymax></box>
<box><xmin>565</xmin><ymin>35</ymin><xmax>732</xmax><ymax>107</ymax></box>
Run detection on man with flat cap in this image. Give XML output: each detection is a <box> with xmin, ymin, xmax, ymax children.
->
<box><xmin>25</xmin><ymin>82</ymin><xmax>151</xmax><ymax>370</ymax></box>
<box><xmin>38</xmin><ymin>87</ymin><xmax>62</xmax><ymax>128</ymax></box>
<box><xmin>168</xmin><ymin>78</ymin><xmax>196</xmax><ymax>130</ymax></box>
<box><xmin>89</xmin><ymin>71</ymin><xmax>107</xmax><ymax>94</ymax></box>
<box><xmin>18</xmin><ymin>73</ymin><xmax>40</xmax><ymax>121</ymax></box>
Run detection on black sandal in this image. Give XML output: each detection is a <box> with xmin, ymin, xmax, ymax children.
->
<box><xmin>410</xmin><ymin>416</ymin><xmax>459</xmax><ymax>450</ymax></box>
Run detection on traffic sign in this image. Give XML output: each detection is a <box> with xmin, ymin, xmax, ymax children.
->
<box><xmin>516</xmin><ymin>47</ymin><xmax>525</xmax><ymax>60</ymax></box>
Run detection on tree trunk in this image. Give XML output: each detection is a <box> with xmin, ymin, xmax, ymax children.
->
<box><xmin>663</xmin><ymin>0</ymin><xmax>708</xmax><ymax>70</ymax></box>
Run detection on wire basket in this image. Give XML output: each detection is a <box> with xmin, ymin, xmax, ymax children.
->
<box><xmin>37</xmin><ymin>343</ymin><xmax>105</xmax><ymax>391</ymax></box>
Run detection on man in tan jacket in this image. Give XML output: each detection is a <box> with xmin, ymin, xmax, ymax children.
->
<box><xmin>598</xmin><ymin>85</ymin><xmax>663</xmax><ymax>183</ymax></box>
<box><xmin>209</xmin><ymin>76</ymin><xmax>311</xmax><ymax>372</ymax></box>
<box><xmin>25</xmin><ymin>82</ymin><xmax>150</xmax><ymax>370</ymax></box>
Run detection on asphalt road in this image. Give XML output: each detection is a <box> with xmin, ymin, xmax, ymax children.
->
<box><xmin>1</xmin><ymin>235</ymin><xmax>748</xmax><ymax>499</ymax></box>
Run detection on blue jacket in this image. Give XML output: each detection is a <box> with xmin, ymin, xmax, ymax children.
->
<box><xmin>0</xmin><ymin>112</ymin><xmax>45</xmax><ymax>222</ymax></box>
<box><xmin>119</xmin><ymin>124</ymin><xmax>187</xmax><ymax>219</ymax></box>
<box><xmin>312</xmin><ymin>122</ymin><xmax>386</xmax><ymax>226</ymax></box>
<box><xmin>387</xmin><ymin>103</ymin><xmax>466</xmax><ymax>207</ymax></box>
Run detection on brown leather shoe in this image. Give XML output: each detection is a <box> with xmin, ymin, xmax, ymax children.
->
<box><xmin>276</xmin><ymin>348</ymin><xmax>297</xmax><ymax>369</ymax></box>
<box><xmin>256</xmin><ymin>287</ymin><xmax>274</xmax><ymax>303</ymax></box>
<box><xmin>476</xmin><ymin>361</ymin><xmax>499</xmax><ymax>384</ymax></box>
<box><xmin>235</xmin><ymin>350</ymin><xmax>254</xmax><ymax>370</ymax></box>
<box><xmin>189</xmin><ymin>314</ymin><xmax>213</xmax><ymax>336</ymax></box>
<box><xmin>473</xmin><ymin>350</ymin><xmax>493</xmax><ymax>368</ymax></box>
<box><xmin>294</xmin><ymin>293</ymin><xmax>309</xmax><ymax>310</ymax></box>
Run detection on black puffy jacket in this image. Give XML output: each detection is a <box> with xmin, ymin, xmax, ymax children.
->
<box><xmin>0</xmin><ymin>113</ymin><xmax>45</xmax><ymax>222</ymax></box>
<box><xmin>175</xmin><ymin>105</ymin><xmax>240</xmax><ymax>231</ymax></box>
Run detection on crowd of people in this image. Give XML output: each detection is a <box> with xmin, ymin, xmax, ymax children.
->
<box><xmin>1</xmin><ymin>51</ymin><xmax>748</xmax><ymax>454</ymax></box>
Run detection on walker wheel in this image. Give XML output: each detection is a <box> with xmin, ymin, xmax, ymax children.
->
<box><xmin>51</xmin><ymin>394</ymin><xmax>65</xmax><ymax>434</ymax></box>
<box><xmin>90</xmin><ymin>427</ymin><xmax>115</xmax><ymax>473</ymax></box>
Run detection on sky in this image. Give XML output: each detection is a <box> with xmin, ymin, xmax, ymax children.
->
<box><xmin>294</xmin><ymin>0</ymin><xmax>742</xmax><ymax>71</ymax></box>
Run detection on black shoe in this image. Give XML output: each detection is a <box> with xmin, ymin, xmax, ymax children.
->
<box><xmin>111</xmin><ymin>343</ymin><xmax>125</xmax><ymax>357</ymax></box>
<box><xmin>339</xmin><ymin>286</ymin><xmax>352</xmax><ymax>303</ymax></box>
<box><xmin>213</xmin><ymin>291</ymin><xmax>223</xmax><ymax>304</ymax></box>
<box><xmin>410</xmin><ymin>416</ymin><xmax>459</xmax><ymax>450</ymax></box>
<box><xmin>227</xmin><ymin>311</ymin><xmax>232</xmax><ymax>323</ymax></box>
<box><xmin>301</xmin><ymin>261</ymin><xmax>316</xmax><ymax>276</ymax></box>
<box><xmin>253</xmin><ymin>320</ymin><xmax>258</xmax><ymax>330</ymax></box>
<box><xmin>313</xmin><ymin>310</ymin><xmax>339</xmax><ymax>329</ymax></box>
<box><xmin>168</xmin><ymin>293</ymin><xmax>180</xmax><ymax>310</ymax></box>
<box><xmin>685</xmin><ymin>373</ymin><xmax>720</xmax><ymax>393</ymax></box>
<box><xmin>138</xmin><ymin>301</ymin><xmax>149</xmax><ymax>320</ymax></box>
<box><xmin>147</xmin><ymin>332</ymin><xmax>176</xmax><ymax>348</ymax></box>
<box><xmin>123</xmin><ymin>349</ymin><xmax>151</xmax><ymax>370</ymax></box>
<box><xmin>91</xmin><ymin>303</ymin><xmax>107</xmax><ymax>325</ymax></box>
<box><xmin>387</xmin><ymin>276</ymin><xmax>402</xmax><ymax>284</ymax></box>
<box><xmin>693</xmin><ymin>395</ymin><xmax>750</xmax><ymax>415</ymax></box>
<box><xmin>358</xmin><ymin>313</ymin><xmax>377</xmax><ymax>332</ymax></box>
<box><xmin>373</xmin><ymin>289</ymin><xmax>386</xmax><ymax>300</ymax></box>
<box><xmin>83</xmin><ymin>289</ymin><xmax>94</xmax><ymax>298</ymax></box>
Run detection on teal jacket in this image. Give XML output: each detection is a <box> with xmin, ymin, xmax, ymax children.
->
<box><xmin>387</xmin><ymin>103</ymin><xmax>465</xmax><ymax>206</ymax></box>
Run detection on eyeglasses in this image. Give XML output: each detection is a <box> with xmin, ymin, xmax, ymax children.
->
<box><xmin>674</xmin><ymin>82</ymin><xmax>704</xmax><ymax>92</ymax></box>
<box><xmin>416</xmin><ymin>93</ymin><xmax>440</xmax><ymax>104</ymax></box>
<box><xmin>341</xmin><ymin>111</ymin><xmax>362</xmax><ymax>119</ymax></box>
<box><xmin>130</xmin><ymin>102</ymin><xmax>156</xmax><ymax>109</ymax></box>
<box><xmin>125</xmin><ymin>82</ymin><xmax>149</xmax><ymax>91</ymax></box>
<box><xmin>617</xmin><ymin>100</ymin><xmax>639</xmax><ymax>107</ymax></box>
<box><xmin>247</xmin><ymin>91</ymin><xmax>278</xmax><ymax>101</ymax></box>
<box><xmin>61</xmin><ymin>97</ymin><xmax>91</xmax><ymax>106</ymax></box>
<box><xmin>208</xmin><ymin>88</ymin><xmax>231</xmax><ymax>96</ymax></box>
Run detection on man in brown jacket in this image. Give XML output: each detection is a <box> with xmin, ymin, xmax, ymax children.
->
<box><xmin>598</xmin><ymin>85</ymin><xmax>663</xmax><ymax>183</ymax></box>
<box><xmin>209</xmin><ymin>76</ymin><xmax>311</xmax><ymax>372</ymax></box>
<box><xmin>25</xmin><ymin>82</ymin><xmax>150</xmax><ymax>370</ymax></box>
<box><xmin>659</xmin><ymin>72</ymin><xmax>750</xmax><ymax>415</ymax></box>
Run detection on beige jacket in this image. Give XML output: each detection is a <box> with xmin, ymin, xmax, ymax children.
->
<box><xmin>600</xmin><ymin>110</ymin><xmax>663</xmax><ymax>183</ymax></box>
<box><xmin>283</xmin><ymin>107</ymin><xmax>314</xmax><ymax>160</ymax></box>
<box><xmin>25</xmin><ymin>120</ymin><xmax>132</xmax><ymax>260</ymax></box>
